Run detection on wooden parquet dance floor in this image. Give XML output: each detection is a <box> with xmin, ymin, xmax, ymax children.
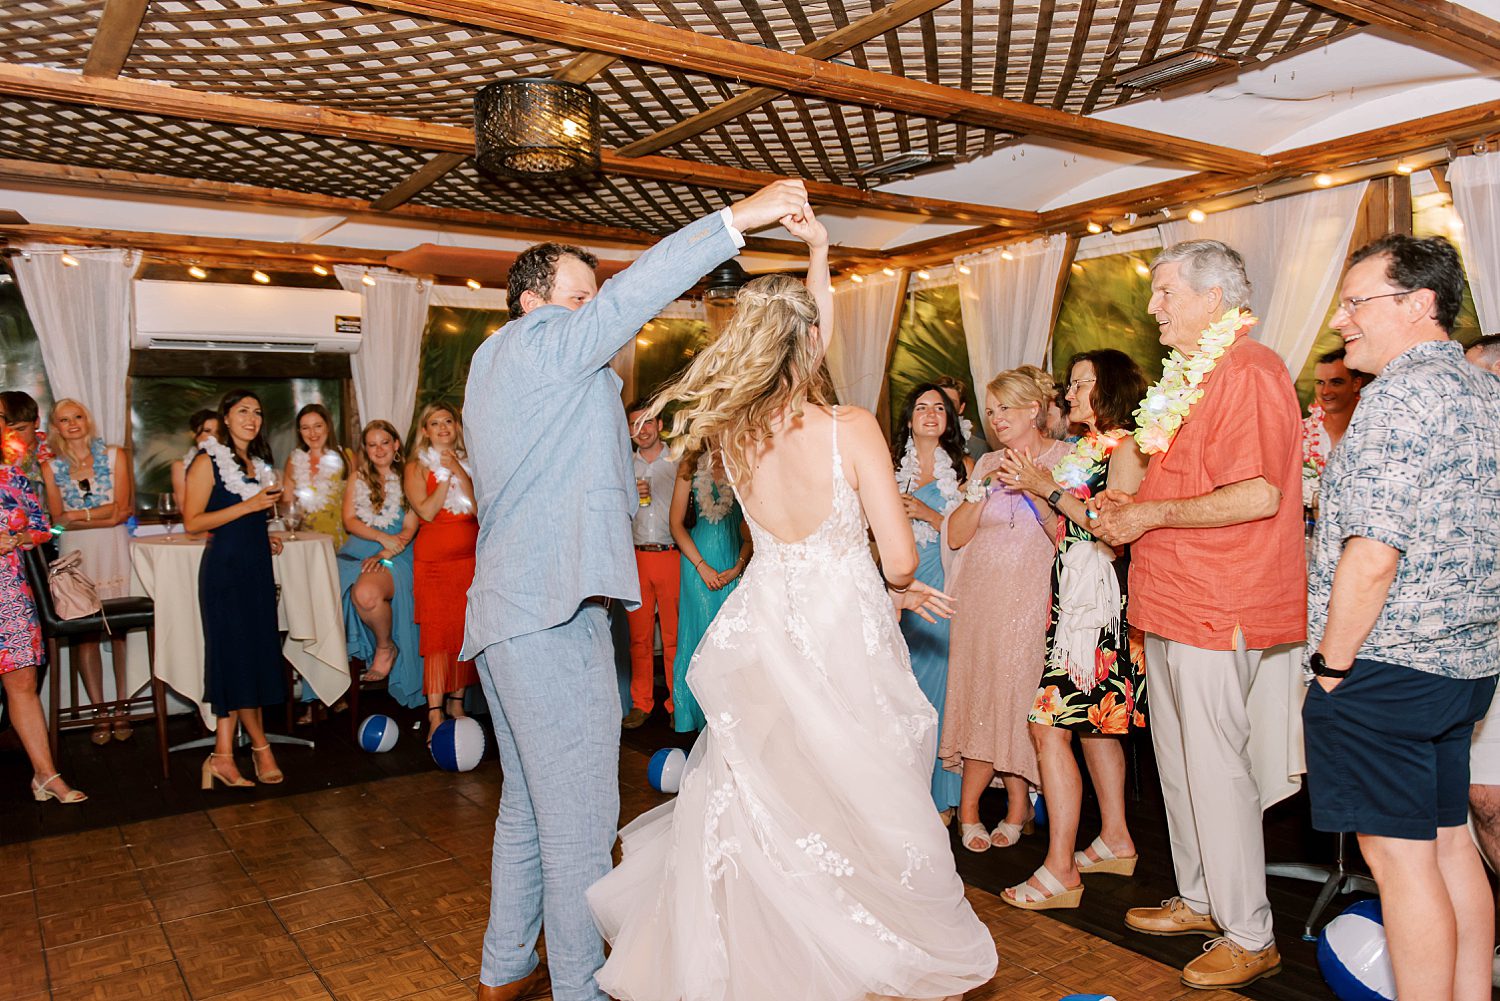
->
<box><xmin>2</xmin><ymin>742</ymin><xmax>1249</xmax><ymax>1001</ymax></box>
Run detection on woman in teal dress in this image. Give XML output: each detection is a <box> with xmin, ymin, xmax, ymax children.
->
<box><xmin>668</xmin><ymin>451</ymin><xmax>751</xmax><ymax>732</ymax></box>
<box><xmin>892</xmin><ymin>383</ymin><xmax>972</xmax><ymax>816</ymax></box>
<box><xmin>338</xmin><ymin>421</ymin><xmax>423</xmax><ymax>710</ymax></box>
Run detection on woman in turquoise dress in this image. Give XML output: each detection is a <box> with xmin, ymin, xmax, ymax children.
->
<box><xmin>338</xmin><ymin>421</ymin><xmax>423</xmax><ymax>710</ymax></box>
<box><xmin>892</xmin><ymin>383</ymin><xmax>972</xmax><ymax>816</ymax></box>
<box><xmin>667</xmin><ymin>450</ymin><xmax>750</xmax><ymax>732</ymax></box>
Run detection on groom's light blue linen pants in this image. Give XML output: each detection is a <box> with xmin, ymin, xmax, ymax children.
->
<box><xmin>475</xmin><ymin>604</ymin><xmax>619</xmax><ymax>1001</ymax></box>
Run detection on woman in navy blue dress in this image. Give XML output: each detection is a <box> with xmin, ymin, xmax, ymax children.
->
<box><xmin>183</xmin><ymin>390</ymin><xmax>286</xmax><ymax>789</ymax></box>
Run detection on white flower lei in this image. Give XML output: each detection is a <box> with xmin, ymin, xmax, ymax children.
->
<box><xmin>959</xmin><ymin>415</ymin><xmax>975</xmax><ymax>442</ymax></box>
<box><xmin>291</xmin><ymin>449</ymin><xmax>344</xmax><ymax>513</ymax></box>
<box><xmin>1052</xmin><ymin>429</ymin><xmax>1128</xmax><ymax>491</ymax></box>
<box><xmin>199</xmin><ymin>436</ymin><xmax>272</xmax><ymax>501</ymax></box>
<box><xmin>1134</xmin><ymin>307</ymin><xmax>1256</xmax><ymax>455</ymax></box>
<box><xmin>692</xmin><ymin>453</ymin><xmax>735</xmax><ymax>524</ymax></box>
<box><xmin>419</xmin><ymin>447</ymin><xmax>474</xmax><ymax>515</ymax></box>
<box><xmin>895</xmin><ymin>437</ymin><xmax>960</xmax><ymax>545</ymax></box>
<box><xmin>352</xmin><ymin>471</ymin><xmax>403</xmax><ymax>528</ymax></box>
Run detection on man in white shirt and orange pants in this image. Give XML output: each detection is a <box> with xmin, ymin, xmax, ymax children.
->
<box><xmin>624</xmin><ymin>399</ymin><xmax>679</xmax><ymax>729</ymax></box>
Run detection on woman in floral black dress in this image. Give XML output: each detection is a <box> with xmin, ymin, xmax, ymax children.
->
<box><xmin>995</xmin><ymin>349</ymin><xmax>1148</xmax><ymax>909</ymax></box>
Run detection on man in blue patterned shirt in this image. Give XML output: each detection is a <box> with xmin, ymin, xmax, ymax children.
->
<box><xmin>1306</xmin><ymin>234</ymin><xmax>1500</xmax><ymax>1001</ymax></box>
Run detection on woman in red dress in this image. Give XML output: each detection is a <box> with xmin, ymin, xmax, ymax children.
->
<box><xmin>404</xmin><ymin>404</ymin><xmax>479</xmax><ymax>742</ymax></box>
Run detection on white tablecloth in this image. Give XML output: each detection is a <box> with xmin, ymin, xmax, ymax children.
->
<box><xmin>129</xmin><ymin>532</ymin><xmax>349</xmax><ymax>726</ymax></box>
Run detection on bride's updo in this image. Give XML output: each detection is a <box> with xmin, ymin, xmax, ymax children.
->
<box><xmin>644</xmin><ymin>273</ymin><xmax>830</xmax><ymax>483</ymax></box>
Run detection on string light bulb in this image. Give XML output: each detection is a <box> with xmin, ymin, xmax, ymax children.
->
<box><xmin>466</xmin><ymin>278</ymin><xmax>481</xmax><ymax>291</ymax></box>
<box><xmin>1000</xmin><ymin>250</ymin><xmax>1015</xmax><ymax>261</ymax></box>
<box><xmin>1187</xmin><ymin>208</ymin><xmax>1207</xmax><ymax>224</ymax></box>
<box><xmin>1395</xmin><ymin>162</ymin><xmax>1414</xmax><ymax>175</ymax></box>
<box><xmin>361</xmin><ymin>273</ymin><xmax>377</xmax><ymax>287</ymax></box>
<box><xmin>311</xmin><ymin>264</ymin><xmax>330</xmax><ymax>277</ymax></box>
<box><xmin>957</xmin><ymin>264</ymin><xmax>972</xmax><ymax>275</ymax></box>
<box><xmin>850</xmin><ymin>273</ymin><xmax>864</xmax><ymax>283</ymax></box>
<box><xmin>1086</xmin><ymin>221</ymin><xmax>1103</xmax><ymax>234</ymax></box>
<box><xmin>252</xmin><ymin>270</ymin><xmax>270</xmax><ymax>284</ymax></box>
<box><xmin>188</xmin><ymin>265</ymin><xmax>208</xmax><ymax>280</ymax></box>
<box><xmin>881</xmin><ymin>267</ymin><xmax>896</xmax><ymax>277</ymax></box>
<box><xmin>916</xmin><ymin>270</ymin><xmax>931</xmax><ymax>280</ymax></box>
<box><xmin>59</xmin><ymin>253</ymin><xmax>80</xmax><ymax>267</ymax></box>
<box><xmin>1314</xmin><ymin>173</ymin><xmax>1334</xmax><ymax>188</ymax></box>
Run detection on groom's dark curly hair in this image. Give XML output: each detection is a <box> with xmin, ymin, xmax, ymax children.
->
<box><xmin>506</xmin><ymin>242</ymin><xmax>600</xmax><ymax>317</ymax></box>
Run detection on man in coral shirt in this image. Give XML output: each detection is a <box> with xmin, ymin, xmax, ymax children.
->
<box><xmin>1092</xmin><ymin>240</ymin><xmax>1304</xmax><ymax>991</ymax></box>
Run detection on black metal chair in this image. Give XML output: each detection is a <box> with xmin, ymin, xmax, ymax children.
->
<box><xmin>23</xmin><ymin>546</ymin><xmax>170</xmax><ymax>777</ymax></box>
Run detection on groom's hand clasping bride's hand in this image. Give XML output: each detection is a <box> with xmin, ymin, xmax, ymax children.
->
<box><xmin>892</xmin><ymin>580</ymin><xmax>956</xmax><ymax>624</ymax></box>
<box><xmin>729</xmin><ymin>179</ymin><xmax>811</xmax><ymax>234</ymax></box>
<box><xmin>781</xmin><ymin>201</ymin><xmax>828</xmax><ymax>250</ymax></box>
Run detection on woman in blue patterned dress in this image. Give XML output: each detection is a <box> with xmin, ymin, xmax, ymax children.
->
<box><xmin>338</xmin><ymin>421</ymin><xmax>422</xmax><ymax>714</ymax></box>
<box><xmin>892</xmin><ymin>383</ymin><xmax>972</xmax><ymax>817</ymax></box>
<box><xmin>667</xmin><ymin>450</ymin><xmax>750</xmax><ymax>731</ymax></box>
<box><xmin>0</xmin><ymin>431</ymin><xmax>85</xmax><ymax>802</ymax></box>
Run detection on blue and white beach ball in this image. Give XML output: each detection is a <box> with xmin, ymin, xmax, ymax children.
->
<box><xmin>430</xmin><ymin>716</ymin><xmax>486</xmax><ymax>772</ymax></box>
<box><xmin>1317</xmin><ymin>899</ymin><xmax>1395</xmax><ymax>1001</ymax></box>
<box><xmin>648</xmin><ymin>748</ymin><xmax>687</xmax><ymax>794</ymax></box>
<box><xmin>1060</xmin><ymin>995</ymin><xmax>1118</xmax><ymax>1001</ymax></box>
<box><xmin>1030</xmin><ymin>790</ymin><xmax>1049</xmax><ymax>827</ymax></box>
<box><xmin>358</xmin><ymin>714</ymin><xmax>399</xmax><ymax>753</ymax></box>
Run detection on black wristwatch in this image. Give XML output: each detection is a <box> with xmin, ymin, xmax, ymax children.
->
<box><xmin>1309</xmin><ymin>652</ymin><xmax>1351</xmax><ymax>679</ymax></box>
<box><xmin>1046</xmin><ymin>489</ymin><xmax>1063</xmax><ymax>508</ymax></box>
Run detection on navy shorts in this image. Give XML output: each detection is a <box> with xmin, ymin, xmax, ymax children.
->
<box><xmin>1303</xmin><ymin>658</ymin><xmax>1497</xmax><ymax>840</ymax></box>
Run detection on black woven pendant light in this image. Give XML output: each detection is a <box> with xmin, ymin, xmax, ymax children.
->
<box><xmin>474</xmin><ymin>78</ymin><xmax>600</xmax><ymax>180</ymax></box>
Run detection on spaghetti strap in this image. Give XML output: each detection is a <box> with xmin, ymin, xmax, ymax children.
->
<box><xmin>830</xmin><ymin>404</ymin><xmax>842</xmax><ymax>472</ymax></box>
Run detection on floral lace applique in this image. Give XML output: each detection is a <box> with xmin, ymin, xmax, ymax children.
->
<box><xmin>846</xmin><ymin>901</ymin><xmax>914</xmax><ymax>952</ymax></box>
<box><xmin>795</xmin><ymin>832</ymin><xmax>855</xmax><ymax>877</ymax></box>
<box><xmin>900</xmin><ymin>842</ymin><xmax>931</xmax><ymax>890</ymax></box>
<box><xmin>703</xmin><ymin>782</ymin><xmax>742</xmax><ymax>882</ymax></box>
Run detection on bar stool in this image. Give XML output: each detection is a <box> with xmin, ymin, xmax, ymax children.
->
<box><xmin>23</xmin><ymin>546</ymin><xmax>170</xmax><ymax>777</ymax></box>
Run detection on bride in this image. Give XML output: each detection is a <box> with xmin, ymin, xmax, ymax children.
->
<box><xmin>587</xmin><ymin>205</ymin><xmax>998</xmax><ymax>1001</ymax></box>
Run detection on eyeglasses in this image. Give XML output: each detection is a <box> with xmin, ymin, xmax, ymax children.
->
<box><xmin>1066</xmin><ymin>378</ymin><xmax>1096</xmax><ymax>392</ymax></box>
<box><xmin>1337</xmin><ymin>290</ymin><xmax>1408</xmax><ymax>314</ymax></box>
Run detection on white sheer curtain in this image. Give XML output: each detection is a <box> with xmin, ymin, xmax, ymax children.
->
<box><xmin>827</xmin><ymin>269</ymin><xmax>908</xmax><ymax>411</ymax></box>
<box><xmin>956</xmin><ymin>238</ymin><xmax>1070</xmax><ymax>394</ymax></box>
<box><xmin>1160</xmin><ymin>181</ymin><xmax>1368</xmax><ymax>375</ymax></box>
<box><xmin>336</xmin><ymin>266</ymin><xmax>431</xmax><ymax>439</ymax></box>
<box><xmin>1447</xmin><ymin>154</ymin><xmax>1500</xmax><ymax>333</ymax></box>
<box><xmin>11</xmin><ymin>243</ymin><xmax>141</xmax><ymax>444</ymax></box>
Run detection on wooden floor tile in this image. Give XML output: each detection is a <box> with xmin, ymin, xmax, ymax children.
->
<box><xmin>221</xmin><ymin>815</ymin><xmax>323</xmax><ymax>852</ymax></box>
<box><xmin>301</xmin><ymin>795</ymin><xmax>399</xmax><ymax>836</ymax></box>
<box><xmin>200</xmin><ymin>971</ymin><xmax>333</xmax><ymax>1001</ymax></box>
<box><xmin>0</xmin><ymin>888</ymin><xmax>38</xmax><ymax>936</ymax></box>
<box><xmin>399</xmin><ymin>984</ymin><xmax>477</xmax><ymax>1000</ymax></box>
<box><xmin>39</xmin><ymin>897</ymin><xmax>161</xmax><ymax>948</ymax></box>
<box><xmin>126</xmin><ymin>827</ymin><xmax>231</xmax><ymax>869</ymax></box>
<box><xmin>294</xmin><ymin>907</ymin><xmax>421</xmax><ymax>969</ymax></box>
<box><xmin>319</xmin><ymin>942</ymin><xmax>458</xmax><ymax>1001</ymax></box>
<box><xmin>151</xmin><ymin>869</ymin><xmax>267</xmax><ymax>923</ymax></box>
<box><xmin>0</xmin><ymin>856</ymin><xmax>33</xmax><ymax>894</ymax></box>
<box><xmin>27</xmin><ymin>825</ymin><xmax>125</xmax><ymax>863</ymax></box>
<box><xmin>1050</xmin><ymin>942</ymin><xmax>1193</xmax><ymax>1000</ymax></box>
<box><xmin>271</xmin><ymin>879</ymin><xmax>388</xmax><ymax>933</ymax></box>
<box><xmin>140</xmin><ymin>850</ymin><xmax>251</xmax><ymax>896</ymax></box>
<box><xmin>44</xmin><ymin>924</ymin><xmax>175</xmax><ymax>989</ymax></box>
<box><xmin>120</xmin><ymin>811</ymin><xmax>215</xmax><ymax>843</ymax></box>
<box><xmin>424</xmin><ymin>923</ymin><xmax>483</xmax><ymax>978</ymax></box>
<box><xmin>207</xmin><ymin>796</ymin><xmax>301</xmax><ymax>830</ymax></box>
<box><xmin>49</xmin><ymin>960</ymin><xmax>190</xmax><ymax>1001</ymax></box>
<box><xmin>343</xmin><ymin>834</ymin><xmax>453</xmax><ymax>878</ymax></box>
<box><xmin>31</xmin><ymin>844</ymin><xmax>137</xmax><ymax>887</ymax></box>
<box><xmin>0</xmin><ymin>937</ymin><xmax>48</xmax><ymax>998</ymax></box>
<box><xmin>963</xmin><ymin>971</ymin><xmax>1075</xmax><ymax>1001</ymax></box>
<box><xmin>370</xmin><ymin>860</ymin><xmax>490</xmax><ymax>937</ymax></box>
<box><xmin>175</xmin><ymin>930</ymin><xmax>310</xmax><ymax>999</ymax></box>
<box><xmin>37</xmin><ymin>869</ymin><xmax>149</xmax><ymax>918</ymax></box>
<box><xmin>425</xmin><ymin>820</ymin><xmax>496</xmax><ymax>858</ymax></box>
<box><xmin>162</xmin><ymin>900</ymin><xmax>285</xmax><ymax>956</ymax></box>
<box><xmin>250</xmin><ymin>853</ymin><xmax>362</xmax><ymax>899</ymax></box>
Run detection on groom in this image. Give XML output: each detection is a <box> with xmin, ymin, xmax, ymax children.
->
<box><xmin>461</xmin><ymin>178</ymin><xmax>812</xmax><ymax>1001</ymax></box>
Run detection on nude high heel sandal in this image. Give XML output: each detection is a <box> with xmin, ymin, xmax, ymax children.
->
<box><xmin>202</xmin><ymin>753</ymin><xmax>254</xmax><ymax>789</ymax></box>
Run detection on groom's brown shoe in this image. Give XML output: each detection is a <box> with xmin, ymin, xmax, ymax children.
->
<box><xmin>1125</xmin><ymin>897</ymin><xmax>1222</xmax><ymax>937</ymax></box>
<box><xmin>477</xmin><ymin>963</ymin><xmax>550</xmax><ymax>1001</ymax></box>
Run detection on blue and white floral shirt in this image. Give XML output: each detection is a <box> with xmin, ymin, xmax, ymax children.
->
<box><xmin>1308</xmin><ymin>339</ymin><xmax>1500</xmax><ymax>680</ymax></box>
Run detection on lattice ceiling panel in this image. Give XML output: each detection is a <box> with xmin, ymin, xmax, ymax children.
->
<box><xmin>0</xmin><ymin>97</ymin><xmax>432</xmax><ymax>200</ymax></box>
<box><xmin>678</xmin><ymin>95</ymin><xmax>1006</xmax><ymax>186</ymax></box>
<box><xmin>590</xmin><ymin>60</ymin><xmax>738</xmax><ymax>148</ymax></box>
<box><xmin>0</xmin><ymin>0</ymin><xmax>106</xmax><ymax>68</ymax></box>
<box><xmin>586</xmin><ymin>0</ymin><xmax>877</xmax><ymax>52</ymax></box>
<box><xmin>839</xmin><ymin>0</ymin><xmax>1353</xmax><ymax>115</ymax></box>
<box><xmin>123</xmin><ymin>0</ymin><xmax>579</xmax><ymax>123</ymax></box>
<box><xmin>418</xmin><ymin>161</ymin><xmax>738</xmax><ymax>235</ymax></box>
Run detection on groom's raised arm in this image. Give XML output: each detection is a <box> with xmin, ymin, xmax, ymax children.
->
<box><xmin>521</xmin><ymin>179</ymin><xmax>812</xmax><ymax>377</ymax></box>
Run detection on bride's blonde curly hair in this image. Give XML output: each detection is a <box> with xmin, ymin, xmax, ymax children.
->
<box><xmin>643</xmin><ymin>273</ymin><xmax>830</xmax><ymax>483</ymax></box>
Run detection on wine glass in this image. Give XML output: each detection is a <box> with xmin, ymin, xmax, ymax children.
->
<box><xmin>262</xmin><ymin>468</ymin><xmax>286</xmax><ymax>531</ymax></box>
<box><xmin>157</xmin><ymin>492</ymin><xmax>180</xmax><ymax>541</ymax></box>
<box><xmin>284</xmin><ymin>495</ymin><xmax>303</xmax><ymax>541</ymax></box>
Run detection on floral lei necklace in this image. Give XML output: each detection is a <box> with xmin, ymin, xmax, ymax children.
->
<box><xmin>1052</xmin><ymin>429</ymin><xmax>1128</xmax><ymax>491</ymax></box>
<box><xmin>1134</xmin><ymin>307</ymin><xmax>1257</xmax><ymax>455</ymax></box>
<box><xmin>353</xmin><ymin>471</ymin><xmax>403</xmax><ymax>528</ymax></box>
<box><xmin>200</xmin><ymin>436</ymin><xmax>272</xmax><ymax>501</ymax></box>
<box><xmin>291</xmin><ymin>449</ymin><xmax>345</xmax><ymax>513</ymax></box>
<box><xmin>896</xmin><ymin>436</ymin><xmax>960</xmax><ymax>545</ymax></box>
<box><xmin>692</xmin><ymin>453</ymin><xmax>736</xmax><ymax>524</ymax></box>
<box><xmin>419</xmin><ymin>447</ymin><xmax>474</xmax><ymax>515</ymax></box>
<box><xmin>52</xmin><ymin>438</ymin><xmax>113</xmax><ymax>510</ymax></box>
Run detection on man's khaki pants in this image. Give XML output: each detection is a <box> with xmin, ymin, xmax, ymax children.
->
<box><xmin>1146</xmin><ymin>633</ymin><xmax>1276</xmax><ymax>952</ymax></box>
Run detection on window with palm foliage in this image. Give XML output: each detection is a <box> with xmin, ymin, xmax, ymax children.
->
<box><xmin>886</xmin><ymin>285</ymin><xmax>980</xmax><ymax>426</ymax></box>
<box><xmin>414</xmin><ymin>305</ymin><xmax>507</xmax><ymax>434</ymax></box>
<box><xmin>1051</xmin><ymin>252</ymin><xmax>1167</xmax><ymax>386</ymax></box>
<box><xmin>634</xmin><ymin>318</ymin><xmax>711</xmax><ymax>400</ymax></box>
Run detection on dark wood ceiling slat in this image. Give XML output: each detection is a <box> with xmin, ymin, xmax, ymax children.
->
<box><xmin>1244</xmin><ymin>0</ymin><xmax>1295</xmax><ymax>59</ymax></box>
<box><xmin>1080</xmin><ymin>0</ymin><xmax>1140</xmax><ymax>115</ymax></box>
<box><xmin>1050</xmin><ymin>0</ymin><xmax>1097</xmax><ymax>111</ymax></box>
<box><xmin>1022</xmin><ymin>0</ymin><xmax>1056</xmax><ymax>105</ymax></box>
<box><xmin>1137</xmin><ymin>0</ymin><xmax>1180</xmax><ymax>68</ymax></box>
<box><xmin>1182</xmin><ymin>0</ymin><xmax>1220</xmax><ymax>48</ymax></box>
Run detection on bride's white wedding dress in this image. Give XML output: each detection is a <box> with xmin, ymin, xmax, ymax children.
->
<box><xmin>589</xmin><ymin>412</ymin><xmax>998</xmax><ymax>1001</ymax></box>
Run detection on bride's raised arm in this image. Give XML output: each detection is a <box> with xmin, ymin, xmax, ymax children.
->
<box><xmin>781</xmin><ymin>204</ymin><xmax>832</xmax><ymax>353</ymax></box>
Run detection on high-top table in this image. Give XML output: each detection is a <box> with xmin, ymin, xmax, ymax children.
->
<box><xmin>129</xmin><ymin>531</ymin><xmax>349</xmax><ymax>727</ymax></box>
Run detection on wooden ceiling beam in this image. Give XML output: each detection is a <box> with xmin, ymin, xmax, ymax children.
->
<box><xmin>358</xmin><ymin>0</ymin><xmax>1267</xmax><ymax>173</ymax></box>
<box><xmin>554</xmin><ymin>51</ymin><xmax>620</xmax><ymax>84</ymax></box>
<box><xmin>0</xmin><ymin>158</ymin><xmax>885</xmax><ymax>265</ymax></box>
<box><xmin>82</xmin><ymin>0</ymin><xmax>149</xmax><ymax>79</ymax></box>
<box><xmin>369</xmin><ymin>152</ymin><xmax>469</xmax><ymax>211</ymax></box>
<box><xmin>0</xmin><ymin>62</ymin><xmax>1031</xmax><ymax>228</ymax></box>
<box><xmin>0</xmin><ymin>224</ymin><xmax>394</xmax><ymax>267</ymax></box>
<box><xmin>1298</xmin><ymin>0</ymin><xmax>1500</xmax><ymax>71</ymax></box>
<box><xmin>615</xmin><ymin>0</ymin><xmax>952</xmax><ymax>158</ymax></box>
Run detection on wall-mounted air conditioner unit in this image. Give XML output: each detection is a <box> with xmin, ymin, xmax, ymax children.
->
<box><xmin>133</xmin><ymin>280</ymin><xmax>364</xmax><ymax>354</ymax></box>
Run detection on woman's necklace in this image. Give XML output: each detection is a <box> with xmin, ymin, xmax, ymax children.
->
<box><xmin>419</xmin><ymin>447</ymin><xmax>473</xmax><ymax>515</ymax></box>
<box><xmin>200</xmin><ymin>436</ymin><xmax>271</xmax><ymax>501</ymax></box>
<box><xmin>1135</xmin><ymin>308</ymin><xmax>1257</xmax><ymax>455</ymax></box>
<box><xmin>53</xmin><ymin>438</ymin><xmax>113</xmax><ymax>510</ymax></box>
<box><xmin>895</xmin><ymin>436</ymin><xmax>959</xmax><ymax>545</ymax></box>
<box><xmin>291</xmin><ymin>448</ymin><xmax>344</xmax><ymax>513</ymax></box>
<box><xmin>692</xmin><ymin>453</ymin><xmax>736</xmax><ymax>524</ymax></box>
<box><xmin>353</xmin><ymin>471</ymin><xmax>403</xmax><ymax>527</ymax></box>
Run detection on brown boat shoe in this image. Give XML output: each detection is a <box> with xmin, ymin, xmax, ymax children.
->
<box><xmin>1181</xmin><ymin>937</ymin><xmax>1282</xmax><ymax>990</ymax></box>
<box><xmin>1124</xmin><ymin>896</ymin><xmax>1223</xmax><ymax>937</ymax></box>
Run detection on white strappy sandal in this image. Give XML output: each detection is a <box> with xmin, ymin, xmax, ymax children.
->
<box><xmin>1003</xmin><ymin>865</ymin><xmax>1083</xmax><ymax>910</ymax></box>
<box><xmin>1074</xmin><ymin>835</ymin><xmax>1138</xmax><ymax>876</ymax></box>
<box><xmin>959</xmin><ymin>822</ymin><xmax>991</xmax><ymax>853</ymax></box>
